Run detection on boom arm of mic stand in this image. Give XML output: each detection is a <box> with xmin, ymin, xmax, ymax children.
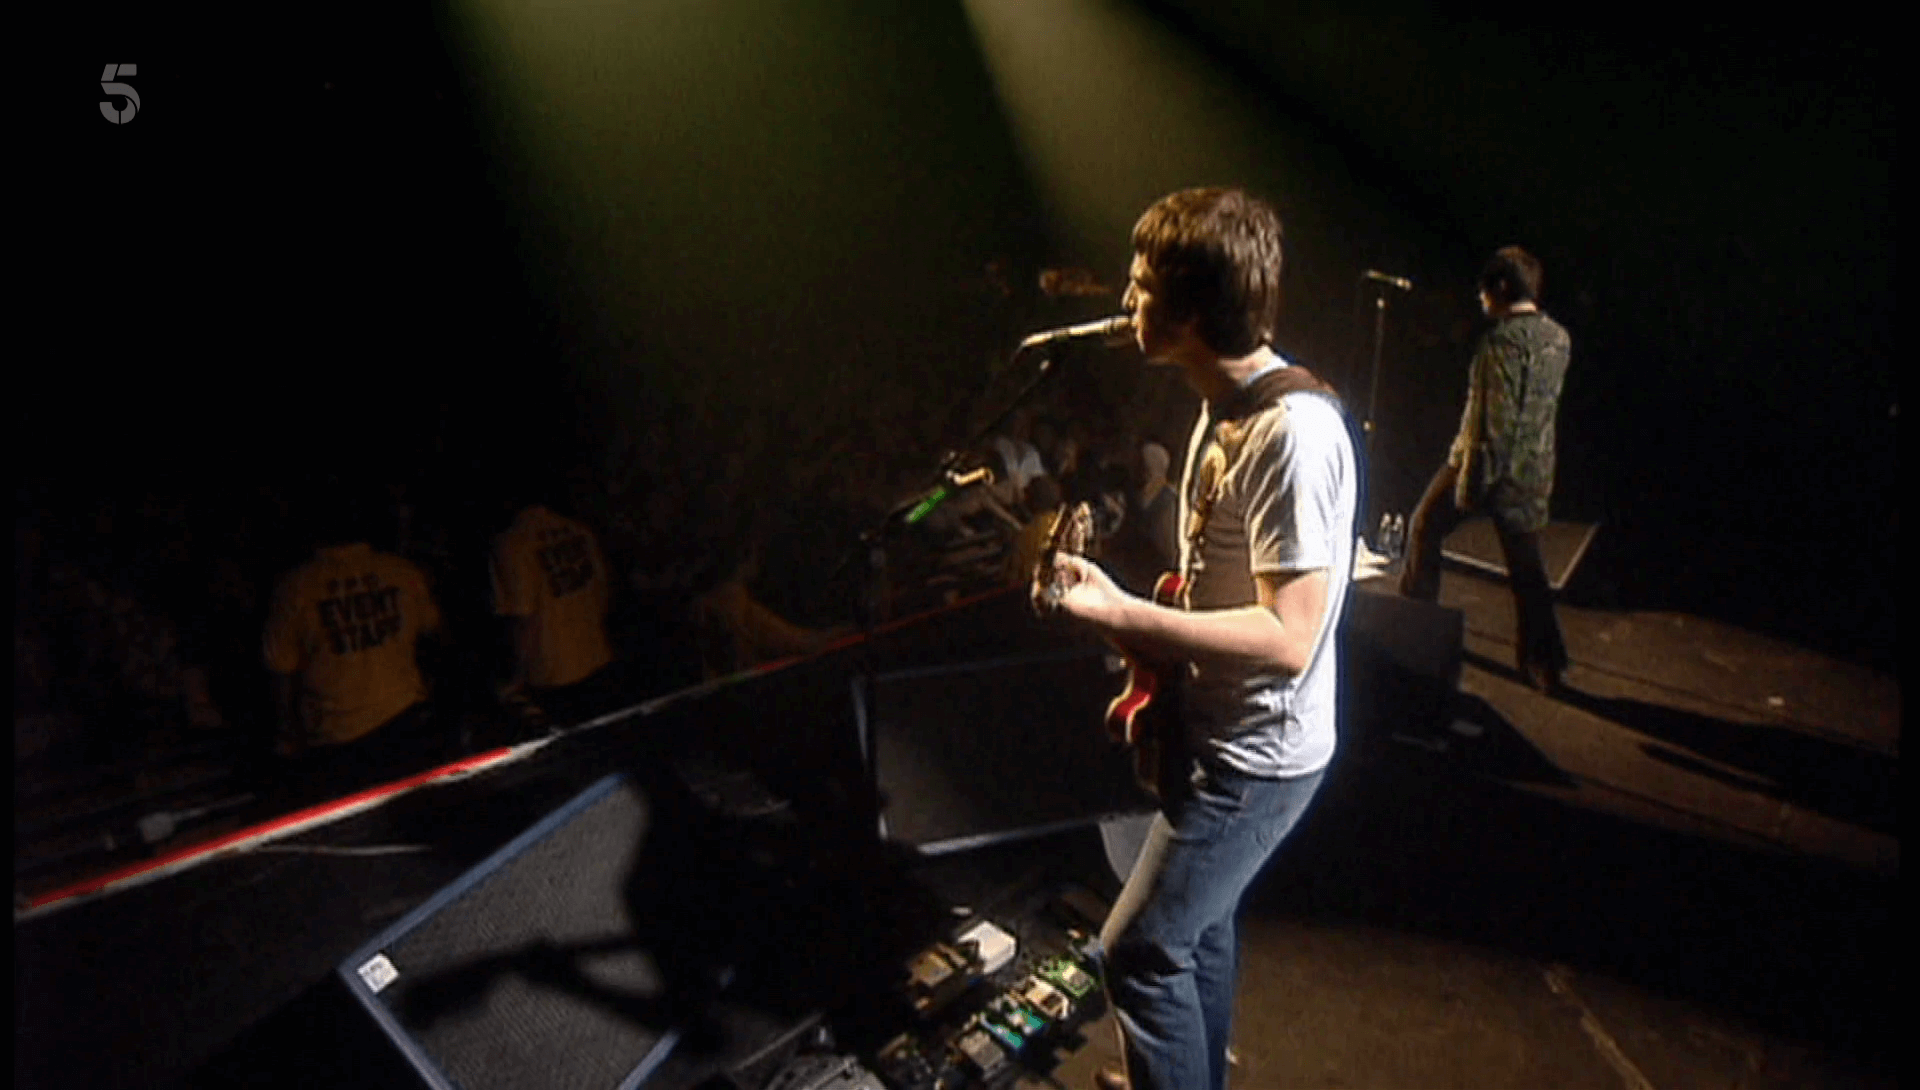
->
<box><xmin>887</xmin><ymin>465</ymin><xmax>995</xmax><ymax>529</ymax></box>
<box><xmin>830</xmin><ymin>341</ymin><xmax>1060</xmax><ymax>839</ymax></box>
<box><xmin>964</xmin><ymin>349</ymin><xmax>1058</xmax><ymax>456</ymax></box>
<box><xmin>832</xmin><ymin>344</ymin><xmax>1060</xmax><ymax>616</ymax></box>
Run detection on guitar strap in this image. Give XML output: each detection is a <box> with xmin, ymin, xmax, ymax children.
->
<box><xmin>1177</xmin><ymin>363</ymin><xmax>1342</xmax><ymax>585</ymax></box>
<box><xmin>1145</xmin><ymin>363</ymin><xmax>1342</xmax><ymax>795</ymax></box>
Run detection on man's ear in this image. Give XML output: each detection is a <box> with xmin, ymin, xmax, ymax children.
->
<box><xmin>1166</xmin><ymin>312</ymin><xmax>1207</xmax><ymax>357</ymax></box>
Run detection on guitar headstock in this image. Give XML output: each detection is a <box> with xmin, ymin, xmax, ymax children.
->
<box><xmin>1031</xmin><ymin>501</ymin><xmax>1095</xmax><ymax>615</ymax></box>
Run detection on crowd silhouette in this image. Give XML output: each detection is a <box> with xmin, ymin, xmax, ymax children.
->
<box><xmin>14</xmin><ymin>264</ymin><xmax>1195</xmax><ymax>836</ymax></box>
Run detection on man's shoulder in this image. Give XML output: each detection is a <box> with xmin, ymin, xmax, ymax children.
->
<box><xmin>281</xmin><ymin>551</ymin><xmax>340</xmax><ymax>585</ymax></box>
<box><xmin>1234</xmin><ymin>394</ymin><xmax>1352</xmax><ymax>487</ymax></box>
<box><xmin>527</xmin><ymin>506</ymin><xmax>598</xmax><ymax>541</ymax></box>
<box><xmin>1263</xmin><ymin>390</ymin><xmax>1350</xmax><ymax>444</ymax></box>
<box><xmin>558</xmin><ymin>511</ymin><xmax>599</xmax><ymax>539</ymax></box>
<box><xmin>1523</xmin><ymin>310</ymin><xmax>1570</xmax><ymax>343</ymax></box>
<box><xmin>275</xmin><ymin>552</ymin><xmax>356</xmax><ymax>605</ymax></box>
<box><xmin>511</xmin><ymin>504</ymin><xmax>558</xmax><ymax>534</ymax></box>
<box><xmin>368</xmin><ymin>550</ymin><xmax>430</xmax><ymax>585</ymax></box>
<box><xmin>1498</xmin><ymin>311</ymin><xmax>1570</xmax><ymax>347</ymax></box>
<box><xmin>1277</xmin><ymin>386</ymin><xmax>1346</xmax><ymax>416</ymax></box>
<box><xmin>495</xmin><ymin>512</ymin><xmax>534</xmax><ymax>547</ymax></box>
<box><xmin>270</xmin><ymin>561</ymin><xmax>318</xmax><ymax>605</ymax></box>
<box><xmin>1542</xmin><ymin>314</ymin><xmax>1572</xmax><ymax>353</ymax></box>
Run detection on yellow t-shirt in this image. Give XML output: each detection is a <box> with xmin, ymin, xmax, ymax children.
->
<box><xmin>490</xmin><ymin>506</ymin><xmax>614</xmax><ymax>689</ymax></box>
<box><xmin>263</xmin><ymin>543</ymin><xmax>442</xmax><ymax>746</ymax></box>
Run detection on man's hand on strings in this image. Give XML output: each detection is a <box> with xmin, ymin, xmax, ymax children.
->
<box><xmin>1049</xmin><ymin>554</ymin><xmax>1135</xmax><ymax>630</ymax></box>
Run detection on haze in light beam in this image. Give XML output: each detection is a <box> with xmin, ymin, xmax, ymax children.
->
<box><xmin>960</xmin><ymin>0</ymin><xmax>1293</xmax><ymax>270</ymax></box>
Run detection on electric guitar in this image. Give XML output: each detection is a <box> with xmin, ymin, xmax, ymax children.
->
<box><xmin>1031</xmin><ymin>502</ymin><xmax>1186</xmax><ymax>797</ymax></box>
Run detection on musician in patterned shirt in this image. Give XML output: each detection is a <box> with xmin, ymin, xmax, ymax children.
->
<box><xmin>1400</xmin><ymin>245</ymin><xmax>1571</xmax><ymax>692</ymax></box>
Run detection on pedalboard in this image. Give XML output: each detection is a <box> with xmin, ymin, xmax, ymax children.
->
<box><xmin>873</xmin><ymin>910</ymin><xmax>1107</xmax><ymax>1090</ymax></box>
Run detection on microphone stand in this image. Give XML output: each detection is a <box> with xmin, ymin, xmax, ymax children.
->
<box><xmin>832</xmin><ymin>342</ymin><xmax>1068</xmax><ymax>843</ymax></box>
<box><xmin>1361</xmin><ymin>287</ymin><xmax>1388</xmax><ymax>482</ymax></box>
<box><xmin>831</xmin><ymin>345</ymin><xmax>1066</xmax><ymax>627</ymax></box>
<box><xmin>1356</xmin><ymin>273</ymin><xmax>1405</xmax><ymax>535</ymax></box>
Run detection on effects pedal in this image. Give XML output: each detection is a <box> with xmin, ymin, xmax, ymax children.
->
<box><xmin>873</xmin><ymin>1033</ymin><xmax>941</xmax><ymax>1090</ymax></box>
<box><xmin>979</xmin><ymin>992</ymin><xmax>1047</xmax><ymax>1052</ymax></box>
<box><xmin>760</xmin><ymin>1053</ymin><xmax>888</xmax><ymax>1090</ymax></box>
<box><xmin>1035</xmin><ymin>955</ymin><xmax>1098</xmax><ymax>1002</ymax></box>
<box><xmin>952</xmin><ymin>917</ymin><xmax>1017</xmax><ymax>975</ymax></box>
<box><xmin>951</xmin><ymin>1026</ymin><xmax>1010</xmax><ymax>1082</ymax></box>
<box><xmin>1014</xmin><ymin>976</ymin><xmax>1072</xmax><ymax>1023</ymax></box>
<box><xmin>902</xmin><ymin>941</ymin><xmax>981</xmax><ymax>1019</ymax></box>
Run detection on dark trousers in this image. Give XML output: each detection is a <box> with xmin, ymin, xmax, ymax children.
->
<box><xmin>1401</xmin><ymin>463</ymin><xmax>1567</xmax><ymax>682</ymax></box>
<box><xmin>529</xmin><ymin>661</ymin><xmax>628</xmax><ymax>730</ymax></box>
<box><xmin>275</xmin><ymin>702</ymin><xmax>451</xmax><ymax>808</ymax></box>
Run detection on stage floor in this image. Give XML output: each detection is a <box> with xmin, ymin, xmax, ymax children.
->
<box><xmin>1042</xmin><ymin>564</ymin><xmax>1897</xmax><ymax>1090</ymax></box>
<box><xmin>14</xmin><ymin>570</ymin><xmax>1898</xmax><ymax>1090</ymax></box>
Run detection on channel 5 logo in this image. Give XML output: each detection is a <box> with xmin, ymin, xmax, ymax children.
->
<box><xmin>100</xmin><ymin>64</ymin><xmax>140</xmax><ymax>124</ymax></box>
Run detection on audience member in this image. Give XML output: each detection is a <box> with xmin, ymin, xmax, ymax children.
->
<box><xmin>1031</xmin><ymin>415</ymin><xmax>1079</xmax><ymax>484</ymax></box>
<box><xmin>690</xmin><ymin>540</ymin><xmax>852</xmax><ymax>679</ymax></box>
<box><xmin>15</xmin><ymin>506</ymin><xmax>92</xmax><ymax>771</ymax></box>
<box><xmin>1102</xmin><ymin>439</ymin><xmax>1180</xmax><ymax>593</ymax></box>
<box><xmin>20</xmin><ymin>327</ymin><xmax>1193</xmax><ymax>831</ymax></box>
<box><xmin>989</xmin><ymin>409</ymin><xmax>1047</xmax><ymax>503</ymax></box>
<box><xmin>192</xmin><ymin>501</ymin><xmax>273</xmax><ymax>746</ymax></box>
<box><xmin>30</xmin><ymin>495</ymin><xmax>226</xmax><ymax>766</ymax></box>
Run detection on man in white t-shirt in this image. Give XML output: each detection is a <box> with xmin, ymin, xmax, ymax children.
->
<box><xmin>1047</xmin><ymin>187</ymin><xmax>1356</xmax><ymax>1090</ymax></box>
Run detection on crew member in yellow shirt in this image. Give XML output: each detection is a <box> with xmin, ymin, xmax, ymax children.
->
<box><xmin>263</xmin><ymin>491</ymin><xmax>447</xmax><ymax>799</ymax></box>
<box><xmin>490</xmin><ymin>484</ymin><xmax>618</xmax><ymax>731</ymax></box>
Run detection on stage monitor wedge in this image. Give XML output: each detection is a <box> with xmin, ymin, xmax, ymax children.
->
<box><xmin>336</xmin><ymin>774</ymin><xmax>677</xmax><ymax>1089</ymax></box>
<box><xmin>858</xmin><ymin>647</ymin><xmax>1156</xmax><ymax>855</ymax></box>
<box><xmin>1442</xmin><ymin>519</ymin><xmax>1600</xmax><ymax>591</ymax></box>
<box><xmin>334</xmin><ymin>772</ymin><xmax>815</xmax><ymax>1089</ymax></box>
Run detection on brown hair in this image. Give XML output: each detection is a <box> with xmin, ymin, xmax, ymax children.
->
<box><xmin>1480</xmin><ymin>245</ymin><xmax>1543</xmax><ymax>306</ymax></box>
<box><xmin>1131</xmin><ymin>187</ymin><xmax>1284</xmax><ymax>357</ymax></box>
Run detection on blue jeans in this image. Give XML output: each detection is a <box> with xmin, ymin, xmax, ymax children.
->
<box><xmin>1099</xmin><ymin>759</ymin><xmax>1326</xmax><ymax>1090</ymax></box>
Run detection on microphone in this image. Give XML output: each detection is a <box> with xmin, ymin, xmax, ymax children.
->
<box><xmin>1363</xmin><ymin>270</ymin><xmax>1413</xmax><ymax>291</ymax></box>
<box><xmin>1018</xmin><ymin>314</ymin><xmax>1135</xmax><ymax>351</ymax></box>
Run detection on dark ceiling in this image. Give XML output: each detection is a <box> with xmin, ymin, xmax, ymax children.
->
<box><xmin>29</xmin><ymin>3</ymin><xmax>1896</xmax><ymax>665</ymax></box>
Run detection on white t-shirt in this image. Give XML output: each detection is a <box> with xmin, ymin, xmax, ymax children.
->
<box><xmin>1176</xmin><ymin>381</ymin><xmax>1356</xmax><ymax>778</ymax></box>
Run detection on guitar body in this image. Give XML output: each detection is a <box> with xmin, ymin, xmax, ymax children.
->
<box><xmin>1033</xmin><ymin>506</ymin><xmax>1189</xmax><ymax>800</ymax></box>
<box><xmin>1103</xmin><ymin>570</ymin><xmax>1186</xmax><ymax>798</ymax></box>
<box><xmin>1029</xmin><ymin>367</ymin><xmax>1346</xmax><ymax>801</ymax></box>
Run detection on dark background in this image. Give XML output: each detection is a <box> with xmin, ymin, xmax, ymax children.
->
<box><xmin>26</xmin><ymin>2</ymin><xmax>1896</xmax><ymax>671</ymax></box>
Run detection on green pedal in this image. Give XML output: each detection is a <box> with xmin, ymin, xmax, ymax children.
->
<box><xmin>1037</xmin><ymin>956</ymin><xmax>1098</xmax><ymax>999</ymax></box>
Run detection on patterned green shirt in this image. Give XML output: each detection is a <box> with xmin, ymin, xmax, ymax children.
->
<box><xmin>1448</xmin><ymin>310</ymin><xmax>1571</xmax><ymax>533</ymax></box>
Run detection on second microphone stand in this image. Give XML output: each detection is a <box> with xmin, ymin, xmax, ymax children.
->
<box><xmin>836</xmin><ymin>340</ymin><xmax>1071</xmax><ymax>842</ymax></box>
<box><xmin>1356</xmin><ymin>271</ymin><xmax>1411</xmax><ymax>538</ymax></box>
